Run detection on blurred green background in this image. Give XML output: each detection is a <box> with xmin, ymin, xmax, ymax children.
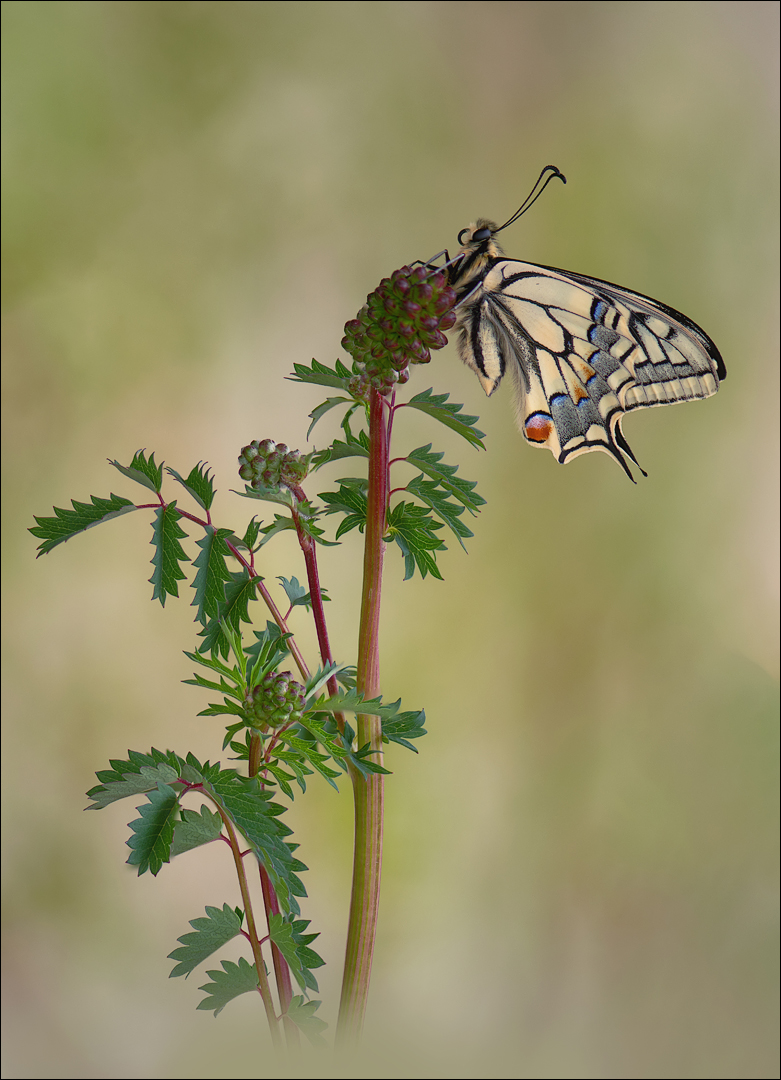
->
<box><xmin>2</xmin><ymin>2</ymin><xmax>778</xmax><ymax>1077</ymax></box>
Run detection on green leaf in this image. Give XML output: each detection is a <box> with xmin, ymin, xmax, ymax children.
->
<box><xmin>30</xmin><ymin>494</ymin><xmax>137</xmax><ymax>556</ymax></box>
<box><xmin>311</xmin><ymin>429</ymin><xmax>370</xmax><ymax>469</ymax></box>
<box><xmin>405</xmin><ymin>444</ymin><xmax>486</xmax><ymax>514</ymax></box>
<box><xmin>197</xmin><ymin>957</ymin><xmax>260</xmax><ymax>1016</ymax></box>
<box><xmin>86</xmin><ymin>761</ymin><xmax>181</xmax><ymax>809</ymax></box>
<box><xmin>198</xmin><ymin>571</ymin><xmax>259</xmax><ymax>658</ymax></box>
<box><xmin>109</xmin><ymin>449</ymin><xmax>164</xmax><ymax>493</ymax></box>
<box><xmin>286</xmin><ymin>996</ymin><xmax>328</xmax><ymax>1046</ymax></box>
<box><xmin>404</xmin><ymin>389</ymin><xmax>486</xmax><ymax>449</ymax></box>
<box><xmin>385</xmin><ymin>501</ymin><xmax>446</xmax><ymax>580</ymax></box>
<box><xmin>288</xmin><ymin>357</ymin><xmax>353</xmax><ymax>391</ymax></box>
<box><xmin>126</xmin><ymin>782</ymin><xmax>180</xmax><ymax>876</ymax></box>
<box><xmin>306</xmin><ymin>396</ymin><xmax>353</xmax><ymax>439</ymax></box>
<box><xmin>256</xmin><ymin>514</ymin><xmax>296</xmax><ymax>548</ymax></box>
<box><xmin>382</xmin><ymin>709</ymin><xmax>427</xmax><ymax>752</ymax></box>
<box><xmin>170</xmin><ymin>804</ymin><xmax>224</xmax><ymax>856</ymax></box>
<box><xmin>242</xmin><ymin>517</ymin><xmax>262</xmax><ymax>550</ymax></box>
<box><xmin>149</xmin><ymin>502</ymin><xmax>190</xmax><ymax>606</ymax></box>
<box><xmin>405</xmin><ymin>474</ymin><xmax>473</xmax><ymax>548</ymax></box>
<box><xmin>245</xmin><ymin>622</ymin><xmax>291</xmax><ymax>682</ymax></box>
<box><xmin>166</xmin><ymin>462</ymin><xmax>216</xmax><ymax>511</ymax></box>
<box><xmin>319</xmin><ymin>478</ymin><xmax>368</xmax><ymax>539</ymax></box>
<box><xmin>268</xmin><ymin>913</ymin><xmax>325</xmax><ymax>993</ymax></box>
<box><xmin>273</xmin><ymin>738</ymin><xmax>341</xmax><ymax>792</ymax></box>
<box><xmin>196</xmin><ymin>764</ymin><xmax>306</xmax><ymax>916</ymax></box>
<box><xmin>168</xmin><ymin>904</ymin><xmax>243</xmax><ymax>978</ymax></box>
<box><xmin>237</xmin><ymin>481</ymin><xmax>295</xmax><ymax>509</ymax></box>
<box><xmin>191</xmin><ymin>527</ymin><xmax>233</xmax><ymax>626</ymax></box>
<box><xmin>277</xmin><ymin>575</ymin><xmax>329</xmax><ymax>612</ymax></box>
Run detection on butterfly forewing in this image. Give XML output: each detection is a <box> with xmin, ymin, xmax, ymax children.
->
<box><xmin>453</xmin><ymin>253</ymin><xmax>724</xmax><ymax>480</ymax></box>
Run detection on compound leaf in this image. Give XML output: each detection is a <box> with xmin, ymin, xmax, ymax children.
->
<box><xmin>170</xmin><ymin>804</ymin><xmax>224</xmax><ymax>856</ymax></box>
<box><xmin>405</xmin><ymin>474</ymin><xmax>472</xmax><ymax>548</ymax></box>
<box><xmin>109</xmin><ymin>449</ymin><xmax>164</xmax><ymax>493</ymax></box>
<box><xmin>405</xmin><ymin>444</ymin><xmax>485</xmax><ymax>513</ymax></box>
<box><xmin>30</xmin><ymin>494</ymin><xmax>137</xmax><ymax>556</ymax></box>
<box><xmin>268</xmin><ymin>913</ymin><xmax>325</xmax><ymax>993</ymax></box>
<box><xmin>191</xmin><ymin>527</ymin><xmax>233</xmax><ymax>625</ymax></box>
<box><xmin>86</xmin><ymin>761</ymin><xmax>181</xmax><ymax>809</ymax></box>
<box><xmin>149</xmin><ymin>502</ymin><xmax>190</xmax><ymax>606</ymax></box>
<box><xmin>166</xmin><ymin>462</ymin><xmax>216</xmax><ymax>511</ymax></box>
<box><xmin>197</xmin><ymin>957</ymin><xmax>260</xmax><ymax>1016</ymax></box>
<box><xmin>405</xmin><ymin>388</ymin><xmax>485</xmax><ymax>449</ymax></box>
<box><xmin>168</xmin><ymin>904</ymin><xmax>243</xmax><ymax>978</ymax></box>
<box><xmin>288</xmin><ymin>357</ymin><xmax>353</xmax><ymax>391</ymax></box>
<box><xmin>125</xmin><ymin>782</ymin><xmax>180</xmax><ymax>876</ymax></box>
<box><xmin>286</xmin><ymin>996</ymin><xmax>328</xmax><ymax>1046</ymax></box>
<box><xmin>385</xmin><ymin>501</ymin><xmax>445</xmax><ymax>580</ymax></box>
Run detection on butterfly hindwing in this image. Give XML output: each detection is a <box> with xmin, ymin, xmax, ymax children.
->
<box><xmin>455</xmin><ymin>258</ymin><xmax>724</xmax><ymax>480</ymax></box>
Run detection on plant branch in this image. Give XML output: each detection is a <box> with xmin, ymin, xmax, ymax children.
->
<box><xmin>337</xmin><ymin>387</ymin><xmax>388</xmax><ymax>1044</ymax></box>
<box><xmin>248</xmin><ymin>731</ymin><xmax>300</xmax><ymax>1050</ymax></box>
<box><xmin>211</xmin><ymin>800</ymin><xmax>282</xmax><ymax>1050</ymax></box>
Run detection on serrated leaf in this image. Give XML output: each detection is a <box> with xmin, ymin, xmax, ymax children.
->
<box><xmin>166</xmin><ymin>462</ymin><xmax>216</xmax><ymax>511</ymax></box>
<box><xmin>191</xmin><ymin>527</ymin><xmax>233</xmax><ymax>625</ymax></box>
<box><xmin>242</xmin><ymin>517</ymin><xmax>262</xmax><ymax>550</ymax></box>
<box><xmin>237</xmin><ymin>481</ymin><xmax>295</xmax><ymax>509</ymax></box>
<box><xmin>405</xmin><ymin>388</ymin><xmax>486</xmax><ymax>449</ymax></box>
<box><xmin>286</xmin><ymin>996</ymin><xmax>328</xmax><ymax>1046</ymax></box>
<box><xmin>268</xmin><ymin>913</ymin><xmax>325</xmax><ymax>993</ymax></box>
<box><xmin>382</xmin><ymin>709</ymin><xmax>427</xmax><ymax>752</ymax></box>
<box><xmin>385</xmin><ymin>501</ymin><xmax>445</xmax><ymax>580</ymax></box>
<box><xmin>311</xmin><ymin>429</ymin><xmax>370</xmax><ymax>469</ymax></box>
<box><xmin>405</xmin><ymin>444</ymin><xmax>486</xmax><ymax>513</ymax></box>
<box><xmin>276</xmin><ymin>575</ymin><xmax>327</xmax><ymax>612</ymax></box>
<box><xmin>197</xmin><ymin>571</ymin><xmax>259</xmax><ymax>658</ymax></box>
<box><xmin>306</xmin><ymin>396</ymin><xmax>353</xmax><ymax>439</ymax></box>
<box><xmin>86</xmin><ymin>762</ymin><xmax>181</xmax><ymax>809</ymax></box>
<box><xmin>126</xmin><ymin>782</ymin><xmax>180</xmax><ymax>876</ymax></box>
<box><xmin>168</xmin><ymin>904</ymin><xmax>243</xmax><ymax>978</ymax></box>
<box><xmin>170</xmin><ymin>804</ymin><xmax>224</xmax><ymax>856</ymax></box>
<box><xmin>275</xmin><ymin>574</ymin><xmax>331</xmax><ymax>612</ymax></box>
<box><xmin>319</xmin><ymin>478</ymin><xmax>368</xmax><ymax>539</ymax></box>
<box><xmin>405</xmin><ymin>474</ymin><xmax>472</xmax><ymax>548</ymax></box>
<box><xmin>197</xmin><ymin>957</ymin><xmax>260</xmax><ymax>1016</ymax></box>
<box><xmin>204</xmin><ymin>770</ymin><xmax>305</xmax><ymax>916</ymax></box>
<box><xmin>109</xmin><ymin>449</ymin><xmax>164</xmax><ymax>492</ymax></box>
<box><xmin>245</xmin><ymin>622</ymin><xmax>291</xmax><ymax>681</ymax></box>
<box><xmin>30</xmin><ymin>494</ymin><xmax>137</xmax><ymax>556</ymax></box>
<box><xmin>288</xmin><ymin>357</ymin><xmax>353</xmax><ymax>391</ymax></box>
<box><xmin>149</xmin><ymin>502</ymin><xmax>190</xmax><ymax>606</ymax></box>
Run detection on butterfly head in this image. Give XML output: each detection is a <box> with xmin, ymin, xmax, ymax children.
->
<box><xmin>456</xmin><ymin>219</ymin><xmax>506</xmax><ymax>259</ymax></box>
<box><xmin>448</xmin><ymin>219</ymin><xmax>505</xmax><ymax>292</ymax></box>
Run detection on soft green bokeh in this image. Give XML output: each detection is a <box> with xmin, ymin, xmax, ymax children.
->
<box><xmin>2</xmin><ymin>3</ymin><xmax>778</xmax><ymax>1077</ymax></box>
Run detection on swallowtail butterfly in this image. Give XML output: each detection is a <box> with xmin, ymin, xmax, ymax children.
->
<box><xmin>443</xmin><ymin>167</ymin><xmax>725</xmax><ymax>480</ymax></box>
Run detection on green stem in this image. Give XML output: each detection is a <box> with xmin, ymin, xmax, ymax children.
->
<box><xmin>337</xmin><ymin>389</ymin><xmax>388</xmax><ymax>1044</ymax></box>
<box><xmin>249</xmin><ymin>732</ymin><xmax>300</xmax><ymax>1050</ymax></box>
<box><xmin>214</xmin><ymin>804</ymin><xmax>282</xmax><ymax>1051</ymax></box>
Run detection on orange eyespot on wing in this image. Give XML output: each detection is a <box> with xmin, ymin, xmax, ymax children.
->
<box><xmin>524</xmin><ymin>412</ymin><xmax>554</xmax><ymax>443</ymax></box>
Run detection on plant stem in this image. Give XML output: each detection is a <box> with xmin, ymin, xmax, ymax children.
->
<box><xmin>289</xmin><ymin>491</ymin><xmax>347</xmax><ymax>734</ymax></box>
<box><xmin>214</xmin><ymin>804</ymin><xmax>282</xmax><ymax>1051</ymax></box>
<box><xmin>259</xmin><ymin>862</ymin><xmax>300</xmax><ymax>1048</ymax></box>
<box><xmin>336</xmin><ymin>388</ymin><xmax>388</xmax><ymax>1044</ymax></box>
<box><xmin>249</xmin><ymin>732</ymin><xmax>300</xmax><ymax>1050</ymax></box>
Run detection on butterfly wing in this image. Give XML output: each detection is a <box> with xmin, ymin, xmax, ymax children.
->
<box><xmin>455</xmin><ymin>259</ymin><xmax>725</xmax><ymax>479</ymax></box>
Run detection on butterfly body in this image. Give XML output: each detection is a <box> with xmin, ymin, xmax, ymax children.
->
<box><xmin>447</xmin><ymin>215</ymin><xmax>725</xmax><ymax>480</ymax></box>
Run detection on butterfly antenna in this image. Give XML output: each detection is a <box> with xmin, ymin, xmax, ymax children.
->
<box><xmin>494</xmin><ymin>165</ymin><xmax>567</xmax><ymax>235</ymax></box>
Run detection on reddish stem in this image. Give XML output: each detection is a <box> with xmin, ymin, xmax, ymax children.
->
<box><xmin>337</xmin><ymin>388</ymin><xmax>388</xmax><ymax>1044</ymax></box>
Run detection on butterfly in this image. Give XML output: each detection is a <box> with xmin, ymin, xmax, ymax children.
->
<box><xmin>442</xmin><ymin>166</ymin><xmax>726</xmax><ymax>481</ymax></box>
